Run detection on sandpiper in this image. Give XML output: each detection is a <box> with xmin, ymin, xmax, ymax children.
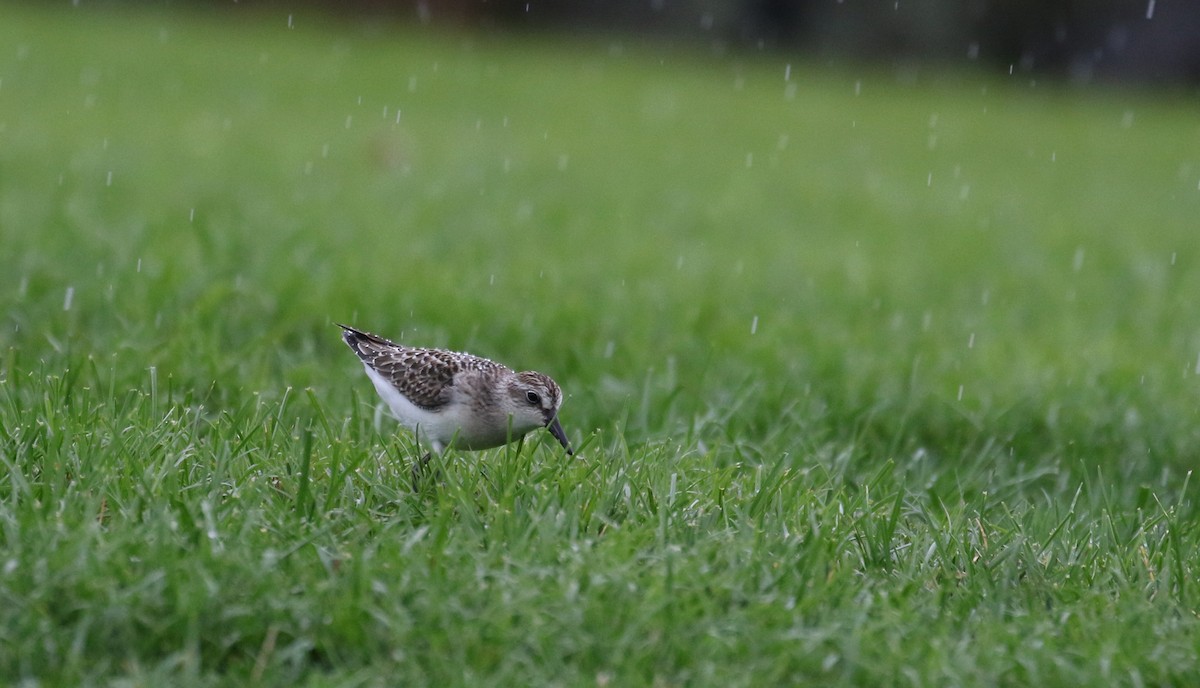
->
<box><xmin>339</xmin><ymin>324</ymin><xmax>573</xmax><ymax>476</ymax></box>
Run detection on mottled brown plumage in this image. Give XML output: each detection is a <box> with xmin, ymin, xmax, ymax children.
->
<box><xmin>341</xmin><ymin>326</ymin><xmax>508</xmax><ymax>410</ymax></box>
<box><xmin>338</xmin><ymin>324</ymin><xmax>572</xmax><ymax>457</ymax></box>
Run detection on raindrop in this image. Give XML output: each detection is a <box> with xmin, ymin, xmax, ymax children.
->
<box><xmin>750</xmin><ymin>316</ymin><xmax>759</xmax><ymax>335</ymax></box>
<box><xmin>557</xmin><ymin>154</ymin><xmax>569</xmax><ymax>170</ymax></box>
<box><xmin>959</xmin><ymin>185</ymin><xmax>970</xmax><ymax>200</ymax></box>
<box><xmin>777</xmin><ymin>134</ymin><xmax>789</xmax><ymax>150</ymax></box>
<box><xmin>106</xmin><ymin>171</ymin><xmax>113</xmax><ymax>186</ymax></box>
<box><xmin>854</xmin><ymin>80</ymin><xmax>861</xmax><ymax>95</ymax></box>
<box><xmin>981</xmin><ymin>289</ymin><xmax>990</xmax><ymax>305</ymax></box>
<box><xmin>604</xmin><ymin>341</ymin><xmax>615</xmax><ymax>358</ymax></box>
<box><xmin>489</xmin><ymin>274</ymin><xmax>495</xmax><ymax>285</ymax></box>
<box><xmin>926</xmin><ymin>172</ymin><xmax>932</xmax><ymax>187</ymax></box>
<box><xmin>968</xmin><ymin>333</ymin><xmax>975</xmax><ymax>348</ymax></box>
<box><xmin>784</xmin><ymin>63</ymin><xmax>792</xmax><ymax>81</ymax></box>
<box><xmin>967</xmin><ymin>42</ymin><xmax>980</xmax><ymax>60</ymax></box>
<box><xmin>63</xmin><ymin>286</ymin><xmax>75</xmax><ymax>311</ymax></box>
<box><xmin>676</xmin><ymin>255</ymin><xmax>684</xmax><ymax>270</ymax></box>
<box><xmin>1170</xmin><ymin>252</ymin><xmax>1177</xmax><ymax>265</ymax></box>
<box><xmin>957</xmin><ymin>384</ymin><xmax>964</xmax><ymax>401</ymax></box>
<box><xmin>745</xmin><ymin>152</ymin><xmax>754</xmax><ymax>168</ymax></box>
<box><xmin>1051</xmin><ymin>151</ymin><xmax>1057</xmax><ymax>162</ymax></box>
<box><xmin>1121</xmin><ymin>111</ymin><xmax>1134</xmax><ymax>128</ymax></box>
<box><xmin>1072</xmin><ymin>247</ymin><xmax>1085</xmax><ymax>272</ymax></box>
<box><xmin>18</xmin><ymin>276</ymin><xmax>27</xmax><ymax>298</ymax></box>
<box><xmin>189</xmin><ymin>208</ymin><xmax>195</xmax><ymax>222</ymax></box>
<box><xmin>344</xmin><ymin>115</ymin><xmax>353</xmax><ymax>129</ymax></box>
<box><xmin>321</xmin><ymin>143</ymin><xmax>330</xmax><ymax>158</ymax></box>
<box><xmin>136</xmin><ymin>258</ymin><xmax>142</xmax><ymax>273</ymax></box>
<box><xmin>395</xmin><ymin>110</ymin><xmax>402</xmax><ymax>124</ymax></box>
<box><xmin>1146</xmin><ymin>0</ymin><xmax>1156</xmax><ymax>19</ymax></box>
<box><xmin>1195</xmin><ymin>351</ymin><xmax>1200</xmax><ymax>375</ymax></box>
<box><xmin>287</xmin><ymin>14</ymin><xmax>294</xmax><ymax>28</ymax></box>
<box><xmin>408</xmin><ymin>76</ymin><xmax>417</xmax><ymax>92</ymax></box>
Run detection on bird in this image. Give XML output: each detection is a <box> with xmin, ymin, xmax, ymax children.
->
<box><xmin>338</xmin><ymin>324</ymin><xmax>573</xmax><ymax>487</ymax></box>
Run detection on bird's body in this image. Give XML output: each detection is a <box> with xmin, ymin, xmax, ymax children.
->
<box><xmin>339</xmin><ymin>324</ymin><xmax>573</xmax><ymax>456</ymax></box>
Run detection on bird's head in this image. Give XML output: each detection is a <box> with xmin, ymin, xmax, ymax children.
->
<box><xmin>507</xmin><ymin>371</ymin><xmax>573</xmax><ymax>455</ymax></box>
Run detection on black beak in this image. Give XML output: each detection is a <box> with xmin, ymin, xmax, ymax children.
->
<box><xmin>545</xmin><ymin>415</ymin><xmax>573</xmax><ymax>455</ymax></box>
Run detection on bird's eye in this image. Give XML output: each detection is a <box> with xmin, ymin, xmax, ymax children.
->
<box><xmin>525</xmin><ymin>390</ymin><xmax>541</xmax><ymax>405</ymax></box>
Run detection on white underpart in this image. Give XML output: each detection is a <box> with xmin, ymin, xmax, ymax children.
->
<box><xmin>362</xmin><ymin>363</ymin><xmax>461</xmax><ymax>453</ymax></box>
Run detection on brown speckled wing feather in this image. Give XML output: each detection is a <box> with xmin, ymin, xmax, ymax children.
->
<box><xmin>338</xmin><ymin>324</ymin><xmax>506</xmax><ymax>410</ymax></box>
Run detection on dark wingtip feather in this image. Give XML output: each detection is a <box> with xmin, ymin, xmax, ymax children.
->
<box><xmin>337</xmin><ymin>323</ymin><xmax>362</xmax><ymax>351</ymax></box>
<box><xmin>337</xmin><ymin>323</ymin><xmax>397</xmax><ymax>357</ymax></box>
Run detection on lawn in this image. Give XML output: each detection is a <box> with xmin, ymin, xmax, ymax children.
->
<box><xmin>1</xmin><ymin>4</ymin><xmax>1199</xmax><ymax>686</ymax></box>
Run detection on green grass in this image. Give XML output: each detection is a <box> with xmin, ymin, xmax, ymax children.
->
<box><xmin>2</xmin><ymin>4</ymin><xmax>1200</xmax><ymax>686</ymax></box>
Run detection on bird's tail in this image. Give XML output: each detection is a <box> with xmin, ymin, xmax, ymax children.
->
<box><xmin>337</xmin><ymin>323</ymin><xmax>398</xmax><ymax>355</ymax></box>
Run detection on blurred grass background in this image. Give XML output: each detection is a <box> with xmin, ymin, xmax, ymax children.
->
<box><xmin>1</xmin><ymin>3</ymin><xmax>1199</xmax><ymax>685</ymax></box>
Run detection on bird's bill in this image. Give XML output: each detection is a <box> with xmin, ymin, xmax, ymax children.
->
<box><xmin>546</xmin><ymin>416</ymin><xmax>573</xmax><ymax>455</ymax></box>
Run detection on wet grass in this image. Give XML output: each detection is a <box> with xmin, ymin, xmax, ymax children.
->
<box><xmin>2</xmin><ymin>4</ymin><xmax>1199</xmax><ymax>686</ymax></box>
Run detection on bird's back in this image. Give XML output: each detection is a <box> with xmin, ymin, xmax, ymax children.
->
<box><xmin>339</xmin><ymin>324</ymin><xmax>507</xmax><ymax>410</ymax></box>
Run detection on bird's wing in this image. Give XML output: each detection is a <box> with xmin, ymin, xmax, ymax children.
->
<box><xmin>339</xmin><ymin>324</ymin><xmax>503</xmax><ymax>410</ymax></box>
